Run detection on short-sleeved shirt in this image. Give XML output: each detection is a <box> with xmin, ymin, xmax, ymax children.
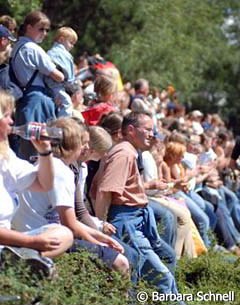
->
<box><xmin>0</xmin><ymin>149</ymin><xmax>37</xmax><ymax>229</ymax></box>
<box><xmin>95</xmin><ymin>141</ymin><xmax>148</xmax><ymax>207</ymax></box>
<box><xmin>12</xmin><ymin>157</ymin><xmax>75</xmax><ymax>232</ymax></box>
<box><xmin>11</xmin><ymin>36</ymin><xmax>56</xmax><ymax>88</ymax></box>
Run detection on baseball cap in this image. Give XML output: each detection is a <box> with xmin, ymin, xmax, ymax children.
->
<box><xmin>0</xmin><ymin>24</ymin><xmax>16</xmax><ymax>42</ymax></box>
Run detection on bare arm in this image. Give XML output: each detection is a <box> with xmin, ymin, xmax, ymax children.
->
<box><xmin>49</xmin><ymin>69</ymin><xmax>64</xmax><ymax>82</ymax></box>
<box><xmin>0</xmin><ymin>228</ymin><xmax>60</xmax><ymax>252</ymax></box>
<box><xmin>144</xmin><ymin>179</ymin><xmax>168</xmax><ymax>190</ymax></box>
<box><xmin>57</xmin><ymin>206</ymin><xmax>123</xmax><ymax>253</ymax></box>
<box><xmin>29</xmin><ymin>137</ymin><xmax>54</xmax><ymax>192</ymax></box>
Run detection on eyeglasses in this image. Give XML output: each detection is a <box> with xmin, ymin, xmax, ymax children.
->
<box><xmin>38</xmin><ymin>28</ymin><xmax>50</xmax><ymax>33</ymax></box>
<box><xmin>135</xmin><ymin>126</ymin><xmax>154</xmax><ymax>135</ymax></box>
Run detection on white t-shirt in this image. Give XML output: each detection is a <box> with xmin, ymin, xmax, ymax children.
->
<box><xmin>142</xmin><ymin>151</ymin><xmax>160</xmax><ymax>196</ymax></box>
<box><xmin>198</xmin><ymin>148</ymin><xmax>217</xmax><ymax>164</ymax></box>
<box><xmin>182</xmin><ymin>152</ymin><xmax>197</xmax><ymax>191</ymax></box>
<box><xmin>0</xmin><ymin>149</ymin><xmax>37</xmax><ymax>230</ymax></box>
<box><xmin>12</xmin><ymin>157</ymin><xmax>75</xmax><ymax>232</ymax></box>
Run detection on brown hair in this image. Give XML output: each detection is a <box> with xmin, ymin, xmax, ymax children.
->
<box><xmin>99</xmin><ymin>112</ymin><xmax>123</xmax><ymax>135</ymax></box>
<box><xmin>94</xmin><ymin>74</ymin><xmax>117</xmax><ymax>99</ymax></box>
<box><xmin>49</xmin><ymin>117</ymin><xmax>82</xmax><ymax>160</ymax></box>
<box><xmin>19</xmin><ymin>11</ymin><xmax>50</xmax><ymax>36</ymax></box>
<box><xmin>0</xmin><ymin>15</ymin><xmax>17</xmax><ymax>32</ymax></box>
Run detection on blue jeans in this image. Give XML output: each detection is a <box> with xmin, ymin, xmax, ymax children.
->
<box><xmin>189</xmin><ymin>190</ymin><xmax>217</xmax><ymax>231</ymax></box>
<box><xmin>112</xmin><ymin>236</ymin><xmax>139</xmax><ymax>284</ymax></box>
<box><xmin>214</xmin><ymin>204</ymin><xmax>236</xmax><ymax>249</ymax></box>
<box><xmin>149</xmin><ymin>199</ymin><xmax>177</xmax><ymax>248</ymax></box>
<box><xmin>108</xmin><ymin>205</ymin><xmax>179</xmax><ymax>295</ymax></box>
<box><xmin>15</xmin><ymin>87</ymin><xmax>56</xmax><ymax>161</ymax></box>
<box><xmin>219</xmin><ymin>185</ymin><xmax>240</xmax><ymax>232</ymax></box>
<box><xmin>201</xmin><ymin>186</ymin><xmax>240</xmax><ymax>246</ymax></box>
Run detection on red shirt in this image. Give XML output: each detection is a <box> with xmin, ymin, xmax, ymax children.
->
<box><xmin>82</xmin><ymin>102</ymin><xmax>116</xmax><ymax>125</ymax></box>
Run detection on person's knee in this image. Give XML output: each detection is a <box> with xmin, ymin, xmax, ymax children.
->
<box><xmin>112</xmin><ymin>254</ymin><xmax>130</xmax><ymax>275</ymax></box>
<box><xmin>59</xmin><ymin>226</ymin><xmax>74</xmax><ymax>247</ymax></box>
<box><xmin>50</xmin><ymin>225</ymin><xmax>74</xmax><ymax>249</ymax></box>
<box><xmin>177</xmin><ymin>208</ymin><xmax>192</xmax><ymax>225</ymax></box>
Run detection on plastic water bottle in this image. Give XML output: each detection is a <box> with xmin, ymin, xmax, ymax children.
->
<box><xmin>11</xmin><ymin>123</ymin><xmax>63</xmax><ymax>144</ymax></box>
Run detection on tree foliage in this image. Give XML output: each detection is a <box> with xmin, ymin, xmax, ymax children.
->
<box><xmin>1</xmin><ymin>0</ymin><xmax>240</xmax><ymax>129</ymax></box>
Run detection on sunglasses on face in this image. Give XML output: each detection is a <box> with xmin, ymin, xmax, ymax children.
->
<box><xmin>38</xmin><ymin>27</ymin><xmax>50</xmax><ymax>33</ymax></box>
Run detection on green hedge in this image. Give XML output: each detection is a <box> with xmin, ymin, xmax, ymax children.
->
<box><xmin>0</xmin><ymin>249</ymin><xmax>240</xmax><ymax>305</ymax></box>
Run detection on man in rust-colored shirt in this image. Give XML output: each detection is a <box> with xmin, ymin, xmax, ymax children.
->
<box><xmin>93</xmin><ymin>112</ymin><xmax>184</xmax><ymax>303</ymax></box>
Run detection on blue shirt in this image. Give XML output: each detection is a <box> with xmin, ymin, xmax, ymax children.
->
<box><xmin>11</xmin><ymin>36</ymin><xmax>56</xmax><ymax>88</ymax></box>
<box><xmin>47</xmin><ymin>42</ymin><xmax>74</xmax><ymax>82</ymax></box>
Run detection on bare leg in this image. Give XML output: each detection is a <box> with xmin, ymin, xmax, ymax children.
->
<box><xmin>40</xmin><ymin>225</ymin><xmax>73</xmax><ymax>258</ymax></box>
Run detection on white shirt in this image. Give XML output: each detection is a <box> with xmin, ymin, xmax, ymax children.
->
<box><xmin>142</xmin><ymin>151</ymin><xmax>160</xmax><ymax>196</ymax></box>
<box><xmin>0</xmin><ymin>149</ymin><xmax>37</xmax><ymax>230</ymax></box>
<box><xmin>12</xmin><ymin>157</ymin><xmax>75</xmax><ymax>232</ymax></box>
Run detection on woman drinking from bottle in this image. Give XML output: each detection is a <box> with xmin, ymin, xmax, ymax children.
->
<box><xmin>0</xmin><ymin>90</ymin><xmax>73</xmax><ymax>275</ymax></box>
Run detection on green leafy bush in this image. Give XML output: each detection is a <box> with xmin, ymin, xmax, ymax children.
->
<box><xmin>0</xmin><ymin>249</ymin><xmax>240</xmax><ymax>305</ymax></box>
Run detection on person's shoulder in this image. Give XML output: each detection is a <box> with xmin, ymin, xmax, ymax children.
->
<box><xmin>108</xmin><ymin>141</ymin><xmax>136</xmax><ymax>158</ymax></box>
<box><xmin>53</xmin><ymin>157</ymin><xmax>70</xmax><ymax>170</ymax></box>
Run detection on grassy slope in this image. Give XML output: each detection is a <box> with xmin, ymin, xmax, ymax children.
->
<box><xmin>0</xmin><ymin>249</ymin><xmax>240</xmax><ymax>305</ymax></box>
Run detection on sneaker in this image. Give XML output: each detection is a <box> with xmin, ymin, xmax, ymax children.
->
<box><xmin>1</xmin><ymin>246</ymin><xmax>55</xmax><ymax>279</ymax></box>
<box><xmin>213</xmin><ymin>244</ymin><xmax>230</xmax><ymax>253</ymax></box>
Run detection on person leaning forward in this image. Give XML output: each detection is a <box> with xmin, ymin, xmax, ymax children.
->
<box><xmin>92</xmin><ymin>111</ymin><xmax>186</xmax><ymax>305</ymax></box>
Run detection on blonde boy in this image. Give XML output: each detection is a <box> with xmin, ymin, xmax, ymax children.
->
<box><xmin>46</xmin><ymin>27</ymin><xmax>78</xmax><ymax>117</ymax></box>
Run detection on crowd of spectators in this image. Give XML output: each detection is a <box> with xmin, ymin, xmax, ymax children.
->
<box><xmin>1</xmin><ymin>10</ymin><xmax>240</xmax><ymax>304</ymax></box>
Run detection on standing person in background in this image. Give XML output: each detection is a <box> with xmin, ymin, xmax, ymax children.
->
<box><xmin>0</xmin><ymin>15</ymin><xmax>17</xmax><ymax>33</ymax></box>
<box><xmin>11</xmin><ymin>10</ymin><xmax>64</xmax><ymax>160</ymax></box>
<box><xmin>0</xmin><ymin>25</ymin><xmax>22</xmax><ymax>100</ymax></box>
<box><xmin>46</xmin><ymin>27</ymin><xmax>78</xmax><ymax>117</ymax></box>
<box><xmin>0</xmin><ymin>15</ymin><xmax>17</xmax><ymax>62</ymax></box>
